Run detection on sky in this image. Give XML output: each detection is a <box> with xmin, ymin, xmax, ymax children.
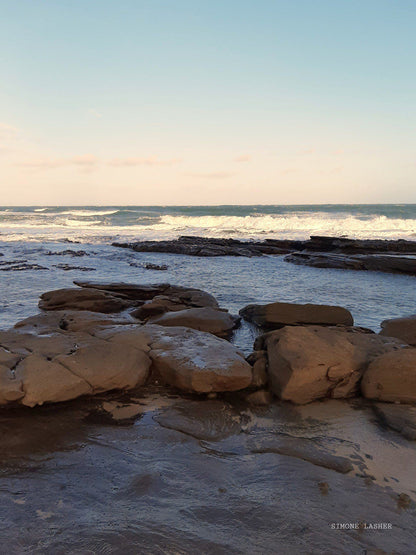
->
<box><xmin>0</xmin><ymin>0</ymin><xmax>415</xmax><ymax>205</ymax></box>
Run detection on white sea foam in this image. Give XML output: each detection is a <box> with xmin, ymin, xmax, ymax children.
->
<box><xmin>0</xmin><ymin>209</ymin><xmax>415</xmax><ymax>243</ymax></box>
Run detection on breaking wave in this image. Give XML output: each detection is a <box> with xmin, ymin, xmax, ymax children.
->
<box><xmin>0</xmin><ymin>205</ymin><xmax>415</xmax><ymax>243</ymax></box>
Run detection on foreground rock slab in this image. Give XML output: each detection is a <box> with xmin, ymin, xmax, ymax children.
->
<box><xmin>1</xmin><ymin>318</ymin><xmax>252</xmax><ymax>406</ymax></box>
<box><xmin>257</xmin><ymin>326</ymin><xmax>403</xmax><ymax>404</ymax></box>
<box><xmin>372</xmin><ymin>403</ymin><xmax>416</xmax><ymax>440</ymax></box>
<box><xmin>361</xmin><ymin>348</ymin><xmax>416</xmax><ymax>404</ymax></box>
<box><xmin>98</xmin><ymin>325</ymin><xmax>252</xmax><ymax>394</ymax></box>
<box><xmin>379</xmin><ymin>314</ymin><xmax>416</xmax><ymax>346</ymax></box>
<box><xmin>240</xmin><ymin>301</ymin><xmax>353</xmax><ymax>329</ymax></box>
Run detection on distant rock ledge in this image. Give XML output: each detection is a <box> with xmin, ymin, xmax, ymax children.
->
<box><xmin>112</xmin><ymin>235</ymin><xmax>416</xmax><ymax>275</ymax></box>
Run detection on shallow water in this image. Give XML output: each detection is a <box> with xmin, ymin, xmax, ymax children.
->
<box><xmin>0</xmin><ymin>390</ymin><xmax>415</xmax><ymax>554</ymax></box>
<box><xmin>0</xmin><ymin>239</ymin><xmax>415</xmax><ymax>354</ymax></box>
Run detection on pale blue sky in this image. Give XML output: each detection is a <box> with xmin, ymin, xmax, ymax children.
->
<box><xmin>0</xmin><ymin>0</ymin><xmax>415</xmax><ymax>204</ymax></box>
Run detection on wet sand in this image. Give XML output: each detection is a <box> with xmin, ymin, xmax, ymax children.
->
<box><xmin>1</xmin><ymin>388</ymin><xmax>415</xmax><ymax>554</ymax></box>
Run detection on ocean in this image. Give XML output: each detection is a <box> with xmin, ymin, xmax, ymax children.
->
<box><xmin>1</xmin><ymin>204</ymin><xmax>416</xmax><ymax>243</ymax></box>
<box><xmin>1</xmin><ymin>204</ymin><xmax>415</xmax><ymax>342</ymax></box>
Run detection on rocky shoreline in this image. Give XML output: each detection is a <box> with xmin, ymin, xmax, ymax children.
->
<box><xmin>1</xmin><ymin>279</ymin><xmax>415</xmax><ymax>409</ymax></box>
<box><xmin>1</xmin><ymin>280</ymin><xmax>416</xmax><ymax>552</ymax></box>
<box><xmin>112</xmin><ymin>235</ymin><xmax>416</xmax><ymax>275</ymax></box>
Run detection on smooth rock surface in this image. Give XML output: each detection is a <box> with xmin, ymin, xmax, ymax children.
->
<box><xmin>372</xmin><ymin>403</ymin><xmax>416</xmax><ymax>440</ymax></box>
<box><xmin>240</xmin><ymin>301</ymin><xmax>353</xmax><ymax>329</ymax></box>
<box><xmin>379</xmin><ymin>314</ymin><xmax>416</xmax><ymax>346</ymax></box>
<box><xmin>39</xmin><ymin>288</ymin><xmax>131</xmax><ymax>313</ymax></box>
<box><xmin>98</xmin><ymin>324</ymin><xmax>252</xmax><ymax>393</ymax></box>
<box><xmin>0</xmin><ymin>328</ymin><xmax>151</xmax><ymax>407</ymax></box>
<box><xmin>74</xmin><ymin>280</ymin><xmax>219</xmax><ymax>308</ymax></box>
<box><xmin>148</xmin><ymin>307</ymin><xmax>239</xmax><ymax>337</ymax></box>
<box><xmin>361</xmin><ymin>348</ymin><xmax>416</xmax><ymax>403</ymax></box>
<box><xmin>260</xmin><ymin>326</ymin><xmax>402</xmax><ymax>404</ymax></box>
<box><xmin>14</xmin><ymin>310</ymin><xmax>135</xmax><ymax>334</ymax></box>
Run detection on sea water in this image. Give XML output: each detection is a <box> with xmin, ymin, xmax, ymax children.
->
<box><xmin>0</xmin><ymin>205</ymin><xmax>415</xmax><ymax>343</ymax></box>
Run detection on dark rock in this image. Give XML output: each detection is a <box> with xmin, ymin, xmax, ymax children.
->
<box><xmin>112</xmin><ymin>236</ymin><xmax>301</xmax><ymax>257</ymax></box>
<box><xmin>53</xmin><ymin>264</ymin><xmax>95</xmax><ymax>272</ymax></box>
<box><xmin>45</xmin><ymin>250</ymin><xmax>90</xmax><ymax>257</ymax></box>
<box><xmin>240</xmin><ymin>301</ymin><xmax>353</xmax><ymax>329</ymax></box>
<box><xmin>144</xmin><ymin>263</ymin><xmax>168</xmax><ymax>271</ymax></box>
<box><xmin>285</xmin><ymin>252</ymin><xmax>416</xmax><ymax>276</ymax></box>
<box><xmin>112</xmin><ymin>235</ymin><xmax>416</xmax><ymax>259</ymax></box>
<box><xmin>0</xmin><ymin>260</ymin><xmax>48</xmax><ymax>271</ymax></box>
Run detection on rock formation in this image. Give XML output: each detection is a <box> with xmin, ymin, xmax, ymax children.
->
<box><xmin>240</xmin><ymin>301</ymin><xmax>353</xmax><ymax>329</ymax></box>
<box><xmin>255</xmin><ymin>325</ymin><xmax>403</xmax><ymax>404</ymax></box>
<box><xmin>379</xmin><ymin>314</ymin><xmax>416</xmax><ymax>346</ymax></box>
<box><xmin>361</xmin><ymin>348</ymin><xmax>416</xmax><ymax>403</ymax></box>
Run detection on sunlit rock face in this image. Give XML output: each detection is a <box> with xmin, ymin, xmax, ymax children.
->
<box><xmin>361</xmin><ymin>348</ymin><xmax>416</xmax><ymax>404</ymax></box>
<box><xmin>0</xmin><ymin>322</ymin><xmax>252</xmax><ymax>406</ymax></box>
<box><xmin>379</xmin><ymin>314</ymin><xmax>416</xmax><ymax>346</ymax></box>
<box><xmin>256</xmin><ymin>325</ymin><xmax>403</xmax><ymax>404</ymax></box>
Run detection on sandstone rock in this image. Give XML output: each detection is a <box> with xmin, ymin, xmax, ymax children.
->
<box><xmin>262</xmin><ymin>326</ymin><xmax>402</xmax><ymax>404</ymax></box>
<box><xmin>146</xmin><ymin>326</ymin><xmax>252</xmax><ymax>393</ymax></box>
<box><xmin>74</xmin><ymin>281</ymin><xmax>219</xmax><ymax>308</ymax></box>
<box><xmin>16</xmin><ymin>354</ymin><xmax>92</xmax><ymax>407</ymax></box>
<box><xmin>14</xmin><ymin>310</ymin><xmax>135</xmax><ymax>335</ymax></box>
<box><xmin>148</xmin><ymin>307</ymin><xmax>239</xmax><ymax>337</ymax></box>
<box><xmin>240</xmin><ymin>301</ymin><xmax>353</xmax><ymax>329</ymax></box>
<box><xmin>379</xmin><ymin>314</ymin><xmax>416</xmax><ymax>346</ymax></box>
<box><xmin>39</xmin><ymin>288</ymin><xmax>130</xmax><ymax>313</ymax></box>
<box><xmin>361</xmin><ymin>349</ymin><xmax>416</xmax><ymax>404</ymax></box>
<box><xmin>55</xmin><ymin>339</ymin><xmax>151</xmax><ymax>393</ymax></box>
<box><xmin>245</xmin><ymin>390</ymin><xmax>273</xmax><ymax>406</ymax></box>
<box><xmin>246</xmin><ymin>350</ymin><xmax>268</xmax><ymax>388</ymax></box>
<box><xmin>131</xmin><ymin>296</ymin><xmax>190</xmax><ymax>320</ymax></box>
<box><xmin>0</xmin><ymin>329</ymin><xmax>90</xmax><ymax>358</ymax></box>
<box><xmin>0</xmin><ymin>365</ymin><xmax>24</xmax><ymax>404</ymax></box>
<box><xmin>99</xmin><ymin>325</ymin><xmax>252</xmax><ymax>393</ymax></box>
<box><xmin>0</xmin><ymin>327</ymin><xmax>151</xmax><ymax>407</ymax></box>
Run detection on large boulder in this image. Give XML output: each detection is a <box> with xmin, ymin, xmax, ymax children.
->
<box><xmin>96</xmin><ymin>325</ymin><xmax>252</xmax><ymax>394</ymax></box>
<box><xmin>239</xmin><ymin>301</ymin><xmax>353</xmax><ymax>329</ymax></box>
<box><xmin>148</xmin><ymin>307</ymin><xmax>239</xmax><ymax>337</ymax></box>
<box><xmin>39</xmin><ymin>288</ymin><xmax>131</xmax><ymax>313</ymax></box>
<box><xmin>0</xmin><ymin>327</ymin><xmax>152</xmax><ymax>407</ymax></box>
<box><xmin>361</xmin><ymin>348</ymin><xmax>416</xmax><ymax>404</ymax></box>
<box><xmin>379</xmin><ymin>314</ymin><xmax>416</xmax><ymax>346</ymax></box>
<box><xmin>258</xmin><ymin>326</ymin><xmax>402</xmax><ymax>404</ymax></box>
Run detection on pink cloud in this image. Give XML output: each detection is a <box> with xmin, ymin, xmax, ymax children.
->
<box><xmin>185</xmin><ymin>172</ymin><xmax>235</xmax><ymax>179</ymax></box>
<box><xmin>18</xmin><ymin>154</ymin><xmax>99</xmax><ymax>171</ymax></box>
<box><xmin>234</xmin><ymin>154</ymin><xmax>251</xmax><ymax>162</ymax></box>
<box><xmin>108</xmin><ymin>157</ymin><xmax>181</xmax><ymax>167</ymax></box>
